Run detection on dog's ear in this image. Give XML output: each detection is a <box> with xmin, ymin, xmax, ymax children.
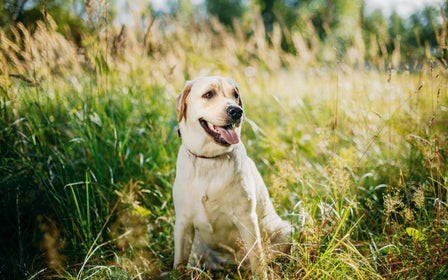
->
<box><xmin>176</xmin><ymin>81</ymin><xmax>193</xmax><ymax>123</ymax></box>
<box><xmin>236</xmin><ymin>86</ymin><xmax>243</xmax><ymax>108</ymax></box>
<box><xmin>226</xmin><ymin>77</ymin><xmax>243</xmax><ymax>108</ymax></box>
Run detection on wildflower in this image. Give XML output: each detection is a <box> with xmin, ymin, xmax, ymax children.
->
<box><xmin>402</xmin><ymin>208</ymin><xmax>414</xmax><ymax>223</ymax></box>
<box><xmin>365</xmin><ymin>198</ymin><xmax>374</xmax><ymax>210</ymax></box>
<box><xmin>383</xmin><ymin>193</ymin><xmax>403</xmax><ymax>215</ymax></box>
<box><xmin>271</xmin><ymin>176</ymin><xmax>287</xmax><ymax>190</ymax></box>
<box><xmin>71</xmin><ymin>109</ymin><xmax>76</xmax><ymax>114</ymax></box>
<box><xmin>413</xmin><ymin>188</ymin><xmax>425</xmax><ymax>209</ymax></box>
<box><xmin>77</xmin><ymin>105</ymin><xmax>82</xmax><ymax>110</ymax></box>
<box><xmin>275</xmin><ymin>160</ymin><xmax>299</xmax><ymax>180</ymax></box>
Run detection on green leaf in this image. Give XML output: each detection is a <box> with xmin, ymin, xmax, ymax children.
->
<box><xmin>406</xmin><ymin>227</ymin><xmax>425</xmax><ymax>242</ymax></box>
<box><xmin>133</xmin><ymin>205</ymin><xmax>152</xmax><ymax>217</ymax></box>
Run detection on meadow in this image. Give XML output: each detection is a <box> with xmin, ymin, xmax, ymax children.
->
<box><xmin>1</xmin><ymin>10</ymin><xmax>447</xmax><ymax>280</ymax></box>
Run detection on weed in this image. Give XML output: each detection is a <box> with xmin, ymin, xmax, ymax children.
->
<box><xmin>1</xmin><ymin>9</ymin><xmax>447</xmax><ymax>280</ymax></box>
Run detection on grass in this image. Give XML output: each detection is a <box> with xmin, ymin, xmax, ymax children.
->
<box><xmin>1</xmin><ymin>11</ymin><xmax>447</xmax><ymax>280</ymax></box>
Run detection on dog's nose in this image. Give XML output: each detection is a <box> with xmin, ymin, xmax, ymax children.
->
<box><xmin>226</xmin><ymin>105</ymin><xmax>243</xmax><ymax>121</ymax></box>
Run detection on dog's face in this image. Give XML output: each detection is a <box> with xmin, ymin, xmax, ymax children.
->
<box><xmin>177</xmin><ymin>76</ymin><xmax>244</xmax><ymax>157</ymax></box>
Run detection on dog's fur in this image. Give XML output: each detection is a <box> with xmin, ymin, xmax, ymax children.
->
<box><xmin>173</xmin><ymin>76</ymin><xmax>291</xmax><ymax>277</ymax></box>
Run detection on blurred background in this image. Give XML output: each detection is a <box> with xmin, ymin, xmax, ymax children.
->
<box><xmin>1</xmin><ymin>0</ymin><xmax>447</xmax><ymax>65</ymax></box>
<box><xmin>1</xmin><ymin>0</ymin><xmax>447</xmax><ymax>279</ymax></box>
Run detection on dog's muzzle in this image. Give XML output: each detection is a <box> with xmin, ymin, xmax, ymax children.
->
<box><xmin>198</xmin><ymin>105</ymin><xmax>243</xmax><ymax>147</ymax></box>
<box><xmin>226</xmin><ymin>105</ymin><xmax>243</xmax><ymax>122</ymax></box>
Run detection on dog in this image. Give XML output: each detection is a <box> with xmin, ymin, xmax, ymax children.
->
<box><xmin>172</xmin><ymin>76</ymin><xmax>291</xmax><ymax>277</ymax></box>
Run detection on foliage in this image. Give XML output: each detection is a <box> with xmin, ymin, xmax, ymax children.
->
<box><xmin>209</xmin><ymin>0</ymin><xmax>446</xmax><ymax>61</ymax></box>
<box><xmin>0</xmin><ymin>2</ymin><xmax>448</xmax><ymax>280</ymax></box>
<box><xmin>0</xmin><ymin>0</ymin><xmax>87</xmax><ymax>44</ymax></box>
<box><xmin>206</xmin><ymin>0</ymin><xmax>245</xmax><ymax>27</ymax></box>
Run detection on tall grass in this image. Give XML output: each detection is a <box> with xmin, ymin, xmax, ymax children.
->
<box><xmin>0</xmin><ymin>9</ymin><xmax>447</xmax><ymax>280</ymax></box>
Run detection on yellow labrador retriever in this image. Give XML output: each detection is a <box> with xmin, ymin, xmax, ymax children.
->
<box><xmin>173</xmin><ymin>76</ymin><xmax>290</xmax><ymax>277</ymax></box>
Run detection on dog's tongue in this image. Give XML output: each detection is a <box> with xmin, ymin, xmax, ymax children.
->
<box><xmin>217</xmin><ymin>126</ymin><xmax>239</xmax><ymax>144</ymax></box>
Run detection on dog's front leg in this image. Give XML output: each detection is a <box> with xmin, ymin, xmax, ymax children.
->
<box><xmin>236</xmin><ymin>213</ymin><xmax>268</xmax><ymax>279</ymax></box>
<box><xmin>173</xmin><ymin>218</ymin><xmax>194</xmax><ymax>269</ymax></box>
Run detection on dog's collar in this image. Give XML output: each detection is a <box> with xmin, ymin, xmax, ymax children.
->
<box><xmin>186</xmin><ymin>148</ymin><xmax>231</xmax><ymax>159</ymax></box>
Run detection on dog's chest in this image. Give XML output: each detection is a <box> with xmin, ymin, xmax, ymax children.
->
<box><xmin>179</xmin><ymin>154</ymin><xmax>254</xmax><ymax>236</ymax></box>
<box><xmin>189</xmin><ymin>156</ymin><xmax>249</xmax><ymax>204</ymax></box>
<box><xmin>192</xmin><ymin>168</ymin><xmax>252</xmax><ymax>247</ymax></box>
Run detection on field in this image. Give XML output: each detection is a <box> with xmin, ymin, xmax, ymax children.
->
<box><xmin>1</xmin><ymin>11</ymin><xmax>448</xmax><ymax>280</ymax></box>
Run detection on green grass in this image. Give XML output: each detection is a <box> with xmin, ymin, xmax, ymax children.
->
<box><xmin>1</xmin><ymin>14</ymin><xmax>447</xmax><ymax>279</ymax></box>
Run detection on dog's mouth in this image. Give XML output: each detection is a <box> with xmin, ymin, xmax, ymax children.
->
<box><xmin>199</xmin><ymin>119</ymin><xmax>239</xmax><ymax>146</ymax></box>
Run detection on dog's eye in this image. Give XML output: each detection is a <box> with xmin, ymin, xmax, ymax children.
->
<box><xmin>233</xmin><ymin>91</ymin><xmax>239</xmax><ymax>99</ymax></box>
<box><xmin>202</xmin><ymin>90</ymin><xmax>215</xmax><ymax>99</ymax></box>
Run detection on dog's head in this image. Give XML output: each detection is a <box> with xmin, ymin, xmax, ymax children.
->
<box><xmin>176</xmin><ymin>76</ymin><xmax>244</xmax><ymax>157</ymax></box>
